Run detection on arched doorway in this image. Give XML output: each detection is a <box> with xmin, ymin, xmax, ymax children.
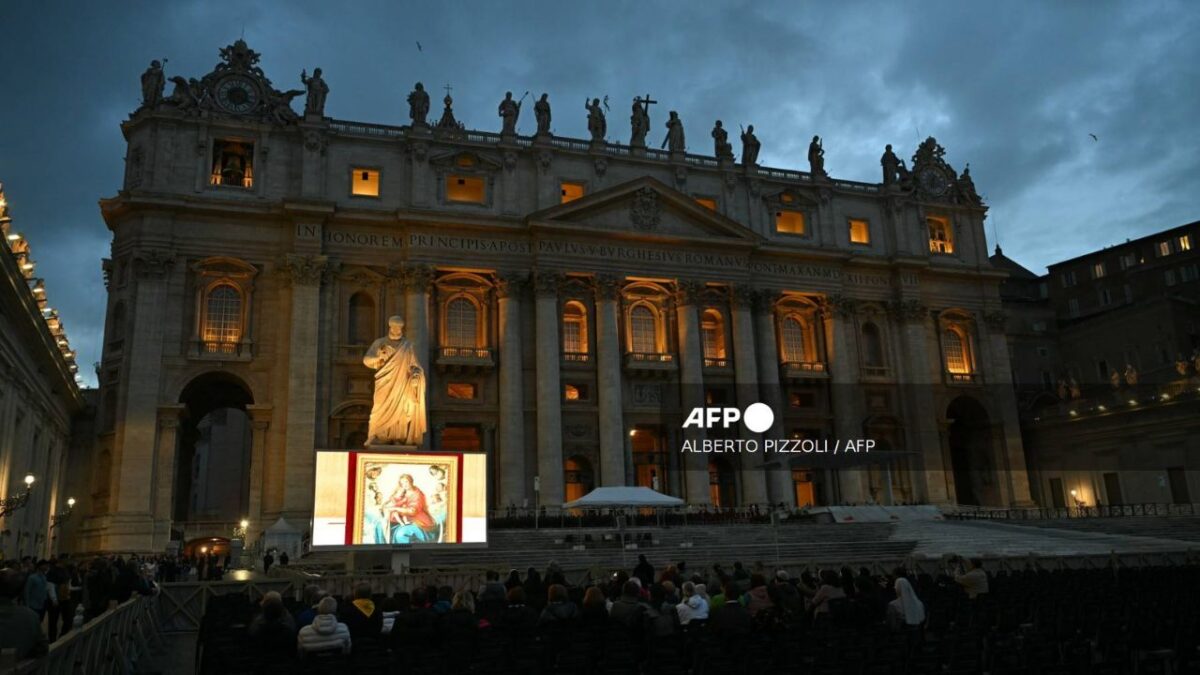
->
<box><xmin>175</xmin><ymin>372</ymin><xmax>254</xmax><ymax>531</ymax></box>
<box><xmin>564</xmin><ymin>456</ymin><xmax>594</xmax><ymax>503</ymax></box>
<box><xmin>946</xmin><ymin>396</ymin><xmax>996</xmax><ymax>506</ymax></box>
<box><xmin>708</xmin><ymin>458</ymin><xmax>737</xmax><ymax>507</ymax></box>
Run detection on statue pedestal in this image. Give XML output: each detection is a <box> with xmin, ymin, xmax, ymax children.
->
<box><xmin>364</xmin><ymin>444</ymin><xmax>421</xmax><ymax>452</ymax></box>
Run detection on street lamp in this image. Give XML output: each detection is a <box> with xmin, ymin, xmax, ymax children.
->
<box><xmin>51</xmin><ymin>497</ymin><xmax>76</xmax><ymax>528</ymax></box>
<box><xmin>233</xmin><ymin>518</ymin><xmax>249</xmax><ymax>539</ymax></box>
<box><xmin>1</xmin><ymin>474</ymin><xmax>35</xmax><ymax>518</ymax></box>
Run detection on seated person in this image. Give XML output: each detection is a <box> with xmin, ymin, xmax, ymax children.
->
<box><xmin>297</xmin><ymin>596</ymin><xmax>351</xmax><ymax>656</ymax></box>
<box><xmin>341</xmin><ymin>583</ymin><xmax>383</xmax><ymax>639</ymax></box>
<box><xmin>248</xmin><ymin>591</ymin><xmax>297</xmax><ymax>653</ymax></box>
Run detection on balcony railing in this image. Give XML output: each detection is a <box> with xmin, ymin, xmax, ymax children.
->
<box><xmin>190</xmin><ymin>339</ymin><xmax>251</xmax><ymax>361</ymax></box>
<box><xmin>861</xmin><ymin>365</ymin><xmax>890</xmax><ymax>378</ymax></box>
<box><xmin>781</xmin><ymin>360</ymin><xmax>827</xmax><ymax>380</ymax></box>
<box><xmin>624</xmin><ymin>352</ymin><xmax>676</xmax><ymax>375</ymax></box>
<box><xmin>703</xmin><ymin>357</ymin><xmax>730</xmax><ymax>369</ymax></box>
<box><xmin>946</xmin><ymin>371</ymin><xmax>980</xmax><ymax>384</ymax></box>
<box><xmin>436</xmin><ymin>346</ymin><xmax>495</xmax><ymax>372</ymax></box>
<box><xmin>562</xmin><ymin>351</ymin><xmax>591</xmax><ymax>363</ymax></box>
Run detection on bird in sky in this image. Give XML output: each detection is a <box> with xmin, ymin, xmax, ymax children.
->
<box><xmin>416</xmin><ymin>41</ymin><xmax>423</xmax><ymax>52</ymax></box>
<box><xmin>1089</xmin><ymin>133</ymin><xmax>1098</xmax><ymax>142</ymax></box>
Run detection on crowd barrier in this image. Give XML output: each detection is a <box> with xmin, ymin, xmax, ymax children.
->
<box><xmin>6</xmin><ymin>595</ymin><xmax>162</xmax><ymax>675</ymax></box>
<box><xmin>948</xmin><ymin>502</ymin><xmax>1200</xmax><ymax>520</ymax></box>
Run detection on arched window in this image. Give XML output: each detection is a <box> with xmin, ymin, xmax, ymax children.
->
<box><xmin>347</xmin><ymin>292</ymin><xmax>375</xmax><ymax>345</ymax></box>
<box><xmin>943</xmin><ymin>328</ymin><xmax>971</xmax><ymax>373</ymax></box>
<box><xmin>780</xmin><ymin>315</ymin><xmax>809</xmax><ymax>362</ymax></box>
<box><xmin>445</xmin><ymin>296</ymin><xmax>479</xmax><ymax>348</ymax></box>
<box><xmin>629</xmin><ymin>305</ymin><xmax>658</xmax><ymax>354</ymax></box>
<box><xmin>203</xmin><ymin>284</ymin><xmax>242</xmax><ymax>352</ymax></box>
<box><xmin>701</xmin><ymin>309</ymin><xmax>726</xmax><ymax>364</ymax></box>
<box><xmin>562</xmin><ymin>301</ymin><xmax>589</xmax><ymax>357</ymax></box>
<box><xmin>862</xmin><ymin>322</ymin><xmax>885</xmax><ymax>367</ymax></box>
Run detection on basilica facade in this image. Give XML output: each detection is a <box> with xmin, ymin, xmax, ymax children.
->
<box><xmin>82</xmin><ymin>41</ymin><xmax>1032</xmax><ymax>553</ymax></box>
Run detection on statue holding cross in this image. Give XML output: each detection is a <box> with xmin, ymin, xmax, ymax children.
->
<box><xmin>630</xmin><ymin>94</ymin><xmax>655</xmax><ymax>148</ymax></box>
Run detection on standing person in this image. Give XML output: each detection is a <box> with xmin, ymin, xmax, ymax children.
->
<box><xmin>887</xmin><ymin>578</ymin><xmax>926</xmax><ymax>631</ymax></box>
<box><xmin>633</xmin><ymin>554</ymin><xmax>654</xmax><ymax>587</ymax></box>
<box><xmin>1</xmin><ymin>569</ymin><xmax>48</xmax><ymax>659</ymax></box>
<box><xmin>61</xmin><ymin>562</ymin><xmax>82</xmax><ymax>638</ymax></box>
<box><xmin>263</xmin><ymin>550</ymin><xmax>275</xmax><ymax>575</ymax></box>
<box><xmin>952</xmin><ymin>557</ymin><xmax>989</xmax><ymax>599</ymax></box>
<box><xmin>279</xmin><ymin>551</ymin><xmax>290</xmax><ymax>567</ymax></box>
<box><xmin>84</xmin><ymin>557</ymin><xmax>114</xmax><ymax>621</ymax></box>
<box><xmin>45</xmin><ymin>557</ymin><xmax>69</xmax><ymax>641</ymax></box>
<box><xmin>23</xmin><ymin>560</ymin><xmax>56</xmax><ymax>625</ymax></box>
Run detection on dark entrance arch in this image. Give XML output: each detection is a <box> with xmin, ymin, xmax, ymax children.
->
<box><xmin>708</xmin><ymin>457</ymin><xmax>737</xmax><ymax>507</ymax></box>
<box><xmin>175</xmin><ymin>372</ymin><xmax>254</xmax><ymax>527</ymax></box>
<box><xmin>946</xmin><ymin>396</ymin><xmax>995</xmax><ymax>506</ymax></box>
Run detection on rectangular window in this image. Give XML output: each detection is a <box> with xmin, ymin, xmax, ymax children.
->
<box><xmin>1098</xmin><ymin>288</ymin><xmax>1112</xmax><ymax>306</ymax></box>
<box><xmin>927</xmin><ymin>216</ymin><xmax>953</xmax><ymax>254</ymax></box>
<box><xmin>1096</xmin><ymin>359</ymin><xmax>1108</xmax><ymax>380</ymax></box>
<box><xmin>446</xmin><ymin>175</ymin><xmax>486</xmax><ymax>203</ymax></box>
<box><xmin>1179</xmin><ymin>235</ymin><xmax>1192</xmax><ymax>252</ymax></box>
<box><xmin>1165</xmin><ymin>269</ymin><xmax>1177</xmax><ymax>286</ymax></box>
<box><xmin>694</xmin><ymin>197</ymin><xmax>717</xmax><ymax>211</ymax></box>
<box><xmin>1119</xmin><ymin>253</ymin><xmax>1137</xmax><ymax>269</ymax></box>
<box><xmin>1180</xmin><ymin>264</ymin><xmax>1200</xmax><ymax>282</ymax></box>
<box><xmin>1157</xmin><ymin>240</ymin><xmax>1172</xmax><ymax>257</ymax></box>
<box><xmin>1068</xmin><ymin>298</ymin><xmax>1080</xmax><ymax>317</ymax></box>
<box><xmin>1061</xmin><ymin>270</ymin><xmax>1077</xmax><ymax>288</ymax></box>
<box><xmin>210</xmin><ymin>139</ymin><xmax>254</xmax><ymax>188</ymax></box>
<box><xmin>775</xmin><ymin>210</ymin><xmax>806</xmax><ymax>235</ymax></box>
<box><xmin>446</xmin><ymin>382</ymin><xmax>477</xmax><ymax>400</ymax></box>
<box><xmin>1124</xmin><ymin>285</ymin><xmax>1133</xmax><ymax>303</ymax></box>
<box><xmin>848</xmin><ymin>219</ymin><xmax>870</xmax><ymax>244</ymax></box>
<box><xmin>563</xmin><ymin>383</ymin><xmax>589</xmax><ymax>401</ymax></box>
<box><xmin>560</xmin><ymin>182</ymin><xmax>585</xmax><ymax>204</ymax></box>
<box><xmin>351</xmin><ymin>168</ymin><xmax>380</xmax><ymax>197</ymax></box>
<box><xmin>1038</xmin><ymin>282</ymin><xmax>1048</xmax><ymax>299</ymax></box>
<box><xmin>1092</xmin><ymin>262</ymin><xmax>1106</xmax><ymax>279</ymax></box>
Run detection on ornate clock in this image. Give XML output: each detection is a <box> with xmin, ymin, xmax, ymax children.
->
<box><xmin>216</xmin><ymin>75</ymin><xmax>260</xmax><ymax>114</ymax></box>
<box><xmin>918</xmin><ymin>166</ymin><xmax>949</xmax><ymax>197</ymax></box>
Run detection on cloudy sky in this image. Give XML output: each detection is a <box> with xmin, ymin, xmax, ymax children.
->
<box><xmin>1</xmin><ymin>1</ymin><xmax>1197</xmax><ymax>385</ymax></box>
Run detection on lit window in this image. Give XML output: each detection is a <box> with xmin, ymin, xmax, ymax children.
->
<box><xmin>780</xmin><ymin>316</ymin><xmax>808</xmax><ymax>362</ymax></box>
<box><xmin>775</xmin><ymin>210</ymin><xmax>806</xmax><ymax>235</ymax></box>
<box><xmin>351</xmin><ymin>168</ymin><xmax>380</xmax><ymax>197</ymax></box>
<box><xmin>210</xmin><ymin>140</ymin><xmax>253</xmax><ymax>188</ymax></box>
<box><xmin>563</xmin><ymin>384</ymin><xmax>588</xmax><ymax>401</ymax></box>
<box><xmin>347</xmin><ymin>292</ymin><xmax>375</xmax><ymax>344</ymax></box>
<box><xmin>943</xmin><ymin>329</ymin><xmax>970</xmax><ymax>374</ymax></box>
<box><xmin>927</xmin><ymin>216</ymin><xmax>953</xmax><ymax>254</ymax></box>
<box><xmin>629</xmin><ymin>305</ymin><xmax>658</xmax><ymax>353</ymax></box>
<box><xmin>447</xmin><ymin>382</ymin><xmax>477</xmax><ymax>400</ymax></box>
<box><xmin>1092</xmin><ymin>262</ymin><xmax>1106</xmax><ymax>279</ymax></box>
<box><xmin>445</xmin><ymin>297</ymin><xmax>478</xmax><ymax>347</ymax></box>
<box><xmin>1157</xmin><ymin>241</ymin><xmax>1171</xmax><ymax>257</ymax></box>
<box><xmin>1180</xmin><ymin>235</ymin><xmax>1192</xmax><ymax>252</ymax></box>
<box><xmin>560</xmin><ymin>182</ymin><xmax>585</xmax><ymax>204</ymax></box>
<box><xmin>849</xmin><ymin>219</ymin><xmax>870</xmax><ymax>245</ymax></box>
<box><xmin>446</xmin><ymin>175</ymin><xmax>485</xmax><ymax>203</ymax></box>
<box><xmin>562</xmin><ymin>301</ymin><xmax>588</xmax><ymax>355</ymax></box>
<box><xmin>695</xmin><ymin>197</ymin><xmax>717</xmax><ymax>211</ymax></box>
<box><xmin>701</xmin><ymin>309</ymin><xmax>726</xmax><ymax>361</ymax></box>
<box><xmin>203</xmin><ymin>284</ymin><xmax>242</xmax><ymax>351</ymax></box>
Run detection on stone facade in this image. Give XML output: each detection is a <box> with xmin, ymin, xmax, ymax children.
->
<box><xmin>0</xmin><ymin>183</ymin><xmax>87</xmax><ymax>559</ymax></box>
<box><xmin>83</xmin><ymin>42</ymin><xmax>1032</xmax><ymax>552</ymax></box>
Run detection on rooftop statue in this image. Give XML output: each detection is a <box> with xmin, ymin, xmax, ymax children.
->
<box><xmin>711</xmin><ymin>120</ymin><xmax>733</xmax><ymax>160</ymax></box>
<box><xmin>630</xmin><ymin>95</ymin><xmax>654</xmax><ymax>148</ymax></box>
<box><xmin>363</xmin><ymin>316</ymin><xmax>427</xmax><ymax>447</ymax></box>
<box><xmin>300</xmin><ymin>68</ymin><xmax>329</xmax><ymax>117</ymax></box>
<box><xmin>881</xmin><ymin>144</ymin><xmax>900</xmax><ymax>185</ymax></box>
<box><xmin>140</xmin><ymin>59</ymin><xmax>166</xmax><ymax>108</ymax></box>
<box><xmin>498</xmin><ymin>90</ymin><xmax>523</xmax><ymax>136</ymax></box>
<box><xmin>808</xmin><ymin>135</ymin><xmax>826</xmax><ymax>177</ymax></box>
<box><xmin>957</xmin><ymin>164</ymin><xmax>982</xmax><ymax>205</ymax></box>
<box><xmin>534</xmin><ymin>93</ymin><xmax>551</xmax><ymax>136</ymax></box>
<box><xmin>662</xmin><ymin>111</ymin><xmax>685</xmax><ymax>153</ymax></box>
<box><xmin>586</xmin><ymin>97</ymin><xmax>607</xmax><ymax>142</ymax></box>
<box><xmin>408</xmin><ymin>82</ymin><xmax>431</xmax><ymax>126</ymax></box>
<box><xmin>740</xmin><ymin>124</ymin><xmax>760</xmax><ymax>166</ymax></box>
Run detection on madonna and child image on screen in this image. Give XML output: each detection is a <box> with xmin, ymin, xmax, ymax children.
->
<box><xmin>355</xmin><ymin>453</ymin><xmax>456</xmax><ymax>545</ymax></box>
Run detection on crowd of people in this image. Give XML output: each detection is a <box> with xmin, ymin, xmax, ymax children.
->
<box><xmin>197</xmin><ymin>554</ymin><xmax>1020</xmax><ymax>673</ymax></box>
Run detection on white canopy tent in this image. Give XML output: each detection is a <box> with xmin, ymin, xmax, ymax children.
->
<box><xmin>562</xmin><ymin>486</ymin><xmax>685</xmax><ymax>509</ymax></box>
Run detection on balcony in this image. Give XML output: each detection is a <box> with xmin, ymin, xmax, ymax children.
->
<box><xmin>781</xmin><ymin>360</ymin><xmax>827</xmax><ymax>381</ymax></box>
<box><xmin>861</xmin><ymin>365</ymin><xmax>890</xmax><ymax>379</ymax></box>
<box><xmin>703</xmin><ymin>357</ymin><xmax>732</xmax><ymax>374</ymax></box>
<box><xmin>562</xmin><ymin>351</ymin><xmax>592</xmax><ymax>370</ymax></box>
<box><xmin>189</xmin><ymin>339</ymin><xmax>252</xmax><ymax>361</ymax></box>
<box><xmin>945</xmin><ymin>371</ymin><xmax>981</xmax><ymax>385</ymax></box>
<box><xmin>436</xmin><ymin>346</ymin><xmax>495</xmax><ymax>373</ymax></box>
<box><xmin>624</xmin><ymin>352</ymin><xmax>676</xmax><ymax>376</ymax></box>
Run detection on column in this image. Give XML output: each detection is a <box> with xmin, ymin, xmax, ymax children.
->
<box><xmin>533</xmin><ymin>272</ymin><xmax>564</xmax><ymax>506</ymax></box>
<box><xmin>281</xmin><ymin>254</ymin><xmax>327</xmax><ymax>521</ymax></box>
<box><xmin>676</xmin><ymin>282</ymin><xmax>711</xmax><ymax>505</ymax></box>
<box><xmin>825</xmin><ymin>299</ymin><xmax>867</xmax><ymax>504</ymax></box>
<box><xmin>151</xmin><ymin>405</ymin><xmax>184</xmax><ymax>551</ymax></box>
<box><xmin>403</xmin><ymin>264</ymin><xmax>433</xmax><ymax>450</ymax></box>
<box><xmin>754</xmin><ymin>290</ymin><xmax>793</xmax><ymax>504</ymax></box>
<box><xmin>111</xmin><ymin>249</ymin><xmax>174</xmax><ymax>551</ymax></box>
<box><xmin>497</xmin><ymin>273</ymin><xmax>527</xmax><ymax>506</ymax></box>
<box><xmin>894</xmin><ymin>301</ymin><xmax>950</xmax><ymax>504</ymax></box>
<box><xmin>730</xmin><ymin>285</ymin><xmax>768</xmax><ymax>504</ymax></box>
<box><xmin>980</xmin><ymin>312</ymin><xmax>1035</xmax><ymax>506</ymax></box>
<box><xmin>594</xmin><ymin>275</ymin><xmax>626</xmax><ymax>486</ymax></box>
<box><xmin>245</xmin><ymin>404</ymin><xmax>272</xmax><ymax>544</ymax></box>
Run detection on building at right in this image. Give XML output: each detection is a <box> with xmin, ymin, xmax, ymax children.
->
<box><xmin>995</xmin><ymin>220</ymin><xmax>1200</xmax><ymax>508</ymax></box>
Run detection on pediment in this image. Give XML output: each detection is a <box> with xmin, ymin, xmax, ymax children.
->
<box><xmin>527</xmin><ymin>177</ymin><xmax>760</xmax><ymax>244</ymax></box>
<box><xmin>429</xmin><ymin>150</ymin><xmax>503</xmax><ymax>172</ymax></box>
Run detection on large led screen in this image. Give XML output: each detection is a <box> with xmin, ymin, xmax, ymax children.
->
<box><xmin>312</xmin><ymin>450</ymin><xmax>487</xmax><ymax>549</ymax></box>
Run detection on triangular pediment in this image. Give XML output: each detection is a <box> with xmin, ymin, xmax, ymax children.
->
<box><xmin>527</xmin><ymin>177</ymin><xmax>761</xmax><ymax>245</ymax></box>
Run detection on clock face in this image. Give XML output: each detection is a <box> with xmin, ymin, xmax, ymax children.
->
<box><xmin>216</xmin><ymin>75</ymin><xmax>260</xmax><ymax>114</ymax></box>
<box><xmin>918</xmin><ymin>167</ymin><xmax>949</xmax><ymax>196</ymax></box>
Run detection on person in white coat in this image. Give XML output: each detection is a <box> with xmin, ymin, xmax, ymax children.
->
<box><xmin>887</xmin><ymin>578</ymin><xmax>925</xmax><ymax>631</ymax></box>
<box><xmin>297</xmin><ymin>596</ymin><xmax>351</xmax><ymax>656</ymax></box>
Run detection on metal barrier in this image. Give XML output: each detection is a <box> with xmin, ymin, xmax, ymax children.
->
<box><xmin>948</xmin><ymin>503</ymin><xmax>1200</xmax><ymax>520</ymax></box>
<box><xmin>7</xmin><ymin>595</ymin><xmax>163</xmax><ymax>675</ymax></box>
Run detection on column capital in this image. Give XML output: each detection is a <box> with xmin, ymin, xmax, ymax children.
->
<box><xmin>819</xmin><ymin>293</ymin><xmax>858</xmax><ymax>319</ymax></box>
<box><xmin>133</xmin><ymin>249</ymin><xmax>176</xmax><ymax>280</ymax></box>
<box><xmin>533</xmin><ymin>270</ymin><xmax>564</xmax><ymax>297</ymax></box>
<box><xmin>594</xmin><ymin>274</ymin><xmax>622</xmax><ymax>301</ymax></box>
<box><xmin>246</xmin><ymin>403</ymin><xmax>274</xmax><ymax>429</ymax></box>
<box><xmin>156</xmin><ymin>404</ymin><xmax>186</xmax><ymax>427</ymax></box>
<box><xmin>887</xmin><ymin>298</ymin><xmax>929</xmax><ymax>323</ymax></box>
<box><xmin>279</xmin><ymin>254</ymin><xmax>331</xmax><ymax>286</ymax></box>
<box><xmin>495</xmin><ymin>272</ymin><xmax>529</xmax><ymax>299</ymax></box>
<box><xmin>730</xmin><ymin>284</ymin><xmax>757</xmax><ymax>309</ymax></box>
<box><xmin>675</xmin><ymin>279</ymin><xmax>704</xmax><ymax>306</ymax></box>
<box><xmin>400</xmin><ymin>263</ymin><xmax>436</xmax><ymax>292</ymax></box>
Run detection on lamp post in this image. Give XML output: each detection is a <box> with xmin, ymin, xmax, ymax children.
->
<box><xmin>0</xmin><ymin>474</ymin><xmax>36</xmax><ymax>519</ymax></box>
<box><xmin>232</xmin><ymin>519</ymin><xmax>250</xmax><ymax>570</ymax></box>
<box><xmin>51</xmin><ymin>497</ymin><xmax>76</xmax><ymax>528</ymax></box>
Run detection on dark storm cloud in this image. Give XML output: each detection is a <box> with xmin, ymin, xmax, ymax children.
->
<box><xmin>1</xmin><ymin>1</ymin><xmax>1197</xmax><ymax>385</ymax></box>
